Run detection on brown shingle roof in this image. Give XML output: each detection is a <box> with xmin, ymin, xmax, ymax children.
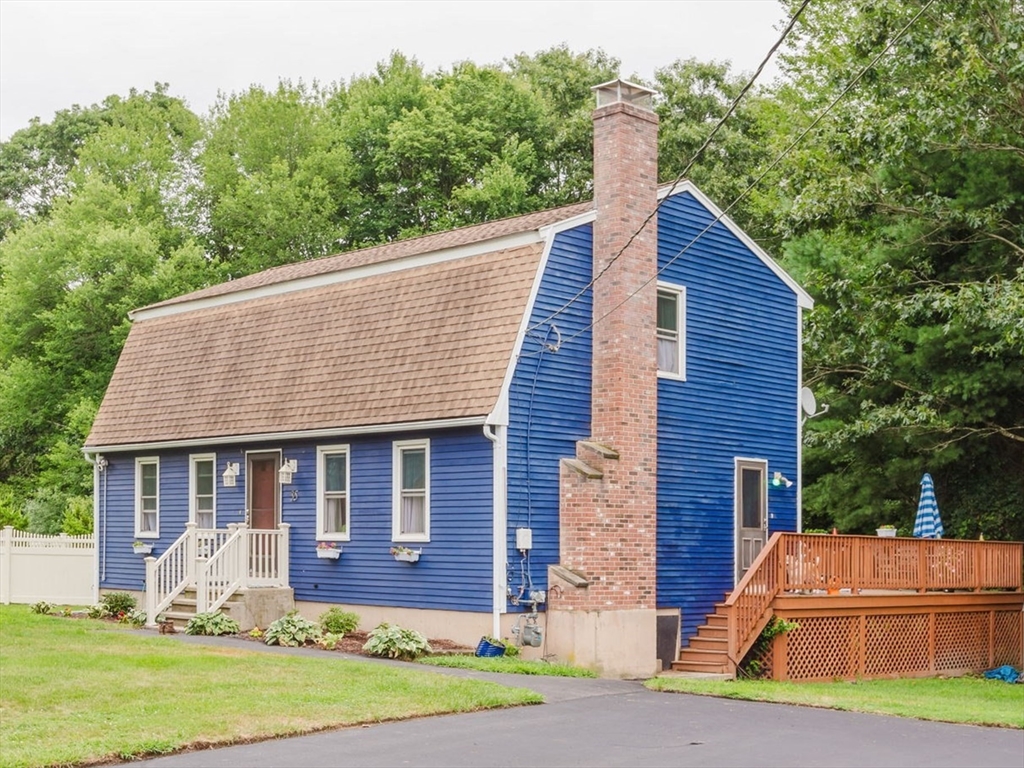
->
<box><xmin>146</xmin><ymin>202</ymin><xmax>592</xmax><ymax>311</ymax></box>
<box><xmin>86</xmin><ymin>242</ymin><xmax>546</xmax><ymax>447</ymax></box>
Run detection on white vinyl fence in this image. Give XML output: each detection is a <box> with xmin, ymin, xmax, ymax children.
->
<box><xmin>0</xmin><ymin>527</ymin><xmax>95</xmax><ymax>605</ymax></box>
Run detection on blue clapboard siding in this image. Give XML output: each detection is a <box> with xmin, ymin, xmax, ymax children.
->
<box><xmin>97</xmin><ymin>426</ymin><xmax>493</xmax><ymax>612</ymax></box>
<box><xmin>506</xmin><ymin>224</ymin><xmax>594</xmax><ymax>605</ymax></box>
<box><xmin>655</xmin><ymin>191</ymin><xmax>800</xmax><ymax>644</ymax></box>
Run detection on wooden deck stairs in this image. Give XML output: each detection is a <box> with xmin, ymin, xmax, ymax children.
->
<box><xmin>671</xmin><ymin>601</ymin><xmax>733</xmax><ymax>674</ymax></box>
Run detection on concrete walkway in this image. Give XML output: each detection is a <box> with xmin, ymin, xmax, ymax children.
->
<box><xmin>145</xmin><ymin>636</ymin><xmax>1024</xmax><ymax>768</ymax></box>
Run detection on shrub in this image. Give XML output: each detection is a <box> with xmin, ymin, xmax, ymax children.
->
<box><xmin>318</xmin><ymin>632</ymin><xmax>342</xmax><ymax>650</ymax></box>
<box><xmin>363</xmin><ymin>622</ymin><xmax>431</xmax><ymax>660</ymax></box>
<box><xmin>99</xmin><ymin>592</ymin><xmax>136</xmax><ymax>616</ymax></box>
<box><xmin>503</xmin><ymin>641</ymin><xmax>521</xmax><ymax>658</ymax></box>
<box><xmin>185</xmin><ymin>611</ymin><xmax>240</xmax><ymax>636</ymax></box>
<box><xmin>318</xmin><ymin>607</ymin><xmax>359</xmax><ymax>636</ymax></box>
<box><xmin>30</xmin><ymin>601</ymin><xmax>54</xmax><ymax>615</ymax></box>
<box><xmin>265</xmin><ymin>612</ymin><xmax>322</xmax><ymax>647</ymax></box>
<box><xmin>248</xmin><ymin>627</ymin><xmax>264</xmax><ymax>639</ymax></box>
<box><xmin>86</xmin><ymin>604</ymin><xmax>108</xmax><ymax>619</ymax></box>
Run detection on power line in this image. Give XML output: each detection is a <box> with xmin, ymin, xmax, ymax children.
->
<box><xmin>524</xmin><ymin>0</ymin><xmax>811</xmax><ymax>337</ymax></box>
<box><xmin>532</xmin><ymin>0</ymin><xmax>937</xmax><ymax>354</ymax></box>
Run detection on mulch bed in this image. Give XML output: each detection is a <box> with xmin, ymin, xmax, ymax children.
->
<box><xmin>232</xmin><ymin>629</ymin><xmax>472</xmax><ymax>657</ymax></box>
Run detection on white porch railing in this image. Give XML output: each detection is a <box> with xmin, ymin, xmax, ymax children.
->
<box><xmin>145</xmin><ymin>522</ymin><xmax>290</xmax><ymax>626</ymax></box>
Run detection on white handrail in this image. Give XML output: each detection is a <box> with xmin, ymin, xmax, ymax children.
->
<box><xmin>196</xmin><ymin>524</ymin><xmax>246</xmax><ymax>613</ymax></box>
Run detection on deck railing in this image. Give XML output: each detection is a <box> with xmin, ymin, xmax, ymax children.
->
<box><xmin>145</xmin><ymin>523</ymin><xmax>291</xmax><ymax>625</ymax></box>
<box><xmin>725</xmin><ymin>533</ymin><xmax>1023</xmax><ymax>673</ymax></box>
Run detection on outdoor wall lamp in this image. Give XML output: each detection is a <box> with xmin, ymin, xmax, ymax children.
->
<box><xmin>222</xmin><ymin>462</ymin><xmax>240</xmax><ymax>487</ymax></box>
<box><xmin>278</xmin><ymin>459</ymin><xmax>298</xmax><ymax>485</ymax></box>
<box><xmin>772</xmin><ymin>471</ymin><xmax>793</xmax><ymax>488</ymax></box>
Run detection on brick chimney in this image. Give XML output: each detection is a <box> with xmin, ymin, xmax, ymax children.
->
<box><xmin>547</xmin><ymin>79</ymin><xmax>659</xmax><ymax>678</ymax></box>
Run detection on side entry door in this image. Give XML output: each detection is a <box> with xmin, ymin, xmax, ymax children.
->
<box><xmin>735</xmin><ymin>459</ymin><xmax>767</xmax><ymax>581</ymax></box>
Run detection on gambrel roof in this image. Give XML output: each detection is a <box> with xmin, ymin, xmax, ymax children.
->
<box><xmin>86</xmin><ymin>203</ymin><xmax>591</xmax><ymax>449</ymax></box>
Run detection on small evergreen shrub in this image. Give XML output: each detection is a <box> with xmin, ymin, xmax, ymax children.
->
<box><xmin>363</xmin><ymin>622</ymin><xmax>431</xmax><ymax>660</ymax></box>
<box><xmin>318</xmin><ymin>607</ymin><xmax>359</xmax><ymax>636</ymax></box>
<box><xmin>99</xmin><ymin>592</ymin><xmax>136</xmax><ymax>616</ymax></box>
<box><xmin>265</xmin><ymin>612</ymin><xmax>322</xmax><ymax>647</ymax></box>
<box><xmin>185</xmin><ymin>611</ymin><xmax>240</xmax><ymax>636</ymax></box>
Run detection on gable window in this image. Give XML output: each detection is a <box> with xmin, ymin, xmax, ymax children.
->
<box><xmin>392</xmin><ymin>439</ymin><xmax>429</xmax><ymax>542</ymax></box>
<box><xmin>657</xmin><ymin>283</ymin><xmax>686</xmax><ymax>379</ymax></box>
<box><xmin>189</xmin><ymin>454</ymin><xmax>216</xmax><ymax>529</ymax></box>
<box><xmin>135</xmin><ymin>457</ymin><xmax>159</xmax><ymax>538</ymax></box>
<box><xmin>317</xmin><ymin>445</ymin><xmax>350</xmax><ymax>541</ymax></box>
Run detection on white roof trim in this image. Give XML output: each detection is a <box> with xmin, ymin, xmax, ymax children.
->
<box><xmin>83</xmin><ymin>416</ymin><xmax>487</xmax><ymax>454</ymax></box>
<box><xmin>538</xmin><ymin>208</ymin><xmax>596</xmax><ymax>237</ymax></box>
<box><xmin>658</xmin><ymin>181</ymin><xmax>814</xmax><ymax>309</ymax></box>
<box><xmin>131</xmin><ymin>230</ymin><xmax>545</xmax><ymax>321</ymax></box>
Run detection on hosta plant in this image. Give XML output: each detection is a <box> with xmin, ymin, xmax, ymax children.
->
<box><xmin>185</xmin><ymin>611</ymin><xmax>240</xmax><ymax>636</ymax></box>
<box><xmin>265</xmin><ymin>611</ymin><xmax>322</xmax><ymax>647</ymax></box>
<box><xmin>363</xmin><ymin>622</ymin><xmax>431</xmax><ymax>660</ymax></box>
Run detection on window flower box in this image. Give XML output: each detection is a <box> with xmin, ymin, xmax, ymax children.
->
<box><xmin>390</xmin><ymin>546</ymin><xmax>421</xmax><ymax>563</ymax></box>
<box><xmin>316</xmin><ymin>542</ymin><xmax>342</xmax><ymax>559</ymax></box>
<box><xmin>132</xmin><ymin>541</ymin><xmax>153</xmax><ymax>555</ymax></box>
<box><xmin>876</xmin><ymin>526</ymin><xmax>897</xmax><ymax>538</ymax></box>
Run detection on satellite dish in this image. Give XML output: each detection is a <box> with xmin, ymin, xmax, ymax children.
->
<box><xmin>800</xmin><ymin>387</ymin><xmax>817</xmax><ymax>417</ymax></box>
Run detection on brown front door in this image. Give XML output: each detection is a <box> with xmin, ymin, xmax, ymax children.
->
<box><xmin>736</xmin><ymin>459</ymin><xmax>767</xmax><ymax>581</ymax></box>
<box><xmin>248</xmin><ymin>455</ymin><xmax>279</xmax><ymax>529</ymax></box>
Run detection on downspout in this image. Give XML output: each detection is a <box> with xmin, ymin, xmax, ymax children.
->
<box><xmin>483</xmin><ymin>423</ymin><xmax>507</xmax><ymax>639</ymax></box>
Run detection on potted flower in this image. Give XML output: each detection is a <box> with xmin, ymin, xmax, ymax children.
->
<box><xmin>316</xmin><ymin>541</ymin><xmax>342</xmax><ymax>559</ymax></box>
<box><xmin>876</xmin><ymin>525</ymin><xmax>897</xmax><ymax>538</ymax></box>
<box><xmin>390</xmin><ymin>545</ymin><xmax>421</xmax><ymax>563</ymax></box>
<box><xmin>132</xmin><ymin>540</ymin><xmax>153</xmax><ymax>554</ymax></box>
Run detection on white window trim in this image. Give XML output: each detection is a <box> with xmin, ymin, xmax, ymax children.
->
<box><xmin>134</xmin><ymin>457</ymin><xmax>160</xmax><ymax>539</ymax></box>
<box><xmin>392</xmin><ymin>439</ymin><xmax>430</xmax><ymax>543</ymax></box>
<box><xmin>317</xmin><ymin>444</ymin><xmax>351</xmax><ymax>542</ymax></box>
<box><xmin>657</xmin><ymin>282</ymin><xmax>686</xmax><ymax>380</ymax></box>
<box><xmin>188</xmin><ymin>453</ymin><xmax>217</xmax><ymax>529</ymax></box>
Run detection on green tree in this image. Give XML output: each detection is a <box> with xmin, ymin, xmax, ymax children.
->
<box><xmin>769</xmin><ymin>0</ymin><xmax>1024</xmax><ymax>538</ymax></box>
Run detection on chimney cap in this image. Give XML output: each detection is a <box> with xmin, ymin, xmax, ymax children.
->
<box><xmin>592</xmin><ymin>78</ymin><xmax>656</xmax><ymax>110</ymax></box>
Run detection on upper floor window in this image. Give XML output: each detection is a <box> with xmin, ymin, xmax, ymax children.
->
<box><xmin>135</xmin><ymin>457</ymin><xmax>159</xmax><ymax>537</ymax></box>
<box><xmin>189</xmin><ymin>454</ymin><xmax>216</xmax><ymax>529</ymax></box>
<box><xmin>393</xmin><ymin>439</ymin><xmax>429</xmax><ymax>542</ymax></box>
<box><xmin>317</xmin><ymin>445</ymin><xmax>350</xmax><ymax>541</ymax></box>
<box><xmin>657</xmin><ymin>283</ymin><xmax>686</xmax><ymax>379</ymax></box>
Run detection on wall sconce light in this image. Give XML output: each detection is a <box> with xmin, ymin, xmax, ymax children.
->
<box><xmin>96</xmin><ymin>456</ymin><xmax>109</xmax><ymax>472</ymax></box>
<box><xmin>772</xmin><ymin>471</ymin><xmax>793</xmax><ymax>489</ymax></box>
<box><xmin>278</xmin><ymin>459</ymin><xmax>297</xmax><ymax>485</ymax></box>
<box><xmin>222</xmin><ymin>462</ymin><xmax>240</xmax><ymax>487</ymax></box>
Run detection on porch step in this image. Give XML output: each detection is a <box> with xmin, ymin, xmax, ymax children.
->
<box><xmin>687</xmin><ymin>636</ymin><xmax>728</xmax><ymax>652</ymax></box>
<box><xmin>671</xmin><ymin>600</ymin><xmax>735</xmax><ymax>676</ymax></box>
<box><xmin>671</xmin><ymin>658</ymin><xmax>730</xmax><ymax>674</ymax></box>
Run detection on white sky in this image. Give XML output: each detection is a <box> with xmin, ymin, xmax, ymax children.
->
<box><xmin>0</xmin><ymin>0</ymin><xmax>788</xmax><ymax>141</ymax></box>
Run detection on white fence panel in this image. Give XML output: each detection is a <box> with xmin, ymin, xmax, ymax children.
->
<box><xmin>0</xmin><ymin>527</ymin><xmax>95</xmax><ymax>605</ymax></box>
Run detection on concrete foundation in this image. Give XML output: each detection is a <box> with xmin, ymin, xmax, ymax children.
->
<box><xmin>230</xmin><ymin>587</ymin><xmax>294</xmax><ymax>630</ymax></box>
<box><xmin>545</xmin><ymin>607</ymin><xmax>659</xmax><ymax>678</ymax></box>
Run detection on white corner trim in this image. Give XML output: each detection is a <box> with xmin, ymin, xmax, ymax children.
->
<box><xmin>659</xmin><ymin>181</ymin><xmax>814</xmax><ymax>310</ymax></box>
<box><xmin>484</xmin><ymin>424</ymin><xmax>508</xmax><ymax>635</ymax></box>
<box><xmin>132</xmin><ymin>230</ymin><xmax>545</xmax><ymax>321</ymax></box>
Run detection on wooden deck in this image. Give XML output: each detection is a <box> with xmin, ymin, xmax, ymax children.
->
<box><xmin>673</xmin><ymin>533</ymin><xmax>1023</xmax><ymax>680</ymax></box>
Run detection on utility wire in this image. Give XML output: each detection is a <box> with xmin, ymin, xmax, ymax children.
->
<box><xmin>523</xmin><ymin>0</ymin><xmax>811</xmax><ymax>337</ymax></box>
<box><xmin>531</xmin><ymin>0</ymin><xmax>937</xmax><ymax>354</ymax></box>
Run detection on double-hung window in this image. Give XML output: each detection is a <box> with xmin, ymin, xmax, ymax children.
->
<box><xmin>657</xmin><ymin>283</ymin><xmax>686</xmax><ymax>379</ymax></box>
<box><xmin>135</xmin><ymin>457</ymin><xmax>159</xmax><ymax>537</ymax></box>
<box><xmin>317</xmin><ymin>445</ymin><xmax>350</xmax><ymax>540</ymax></box>
<box><xmin>393</xmin><ymin>439</ymin><xmax>429</xmax><ymax>542</ymax></box>
<box><xmin>189</xmin><ymin>454</ymin><xmax>216</xmax><ymax>529</ymax></box>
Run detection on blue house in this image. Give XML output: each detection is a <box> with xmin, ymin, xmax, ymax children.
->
<box><xmin>85</xmin><ymin>80</ymin><xmax>811</xmax><ymax>676</ymax></box>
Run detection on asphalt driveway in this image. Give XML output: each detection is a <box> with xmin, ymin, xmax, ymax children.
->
<box><xmin>144</xmin><ymin>638</ymin><xmax>1024</xmax><ymax>768</ymax></box>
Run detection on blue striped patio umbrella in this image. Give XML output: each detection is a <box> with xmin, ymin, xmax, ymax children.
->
<box><xmin>913</xmin><ymin>472</ymin><xmax>944</xmax><ymax>539</ymax></box>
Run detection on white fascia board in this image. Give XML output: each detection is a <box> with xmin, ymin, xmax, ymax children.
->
<box><xmin>83</xmin><ymin>416</ymin><xmax>487</xmax><ymax>454</ymax></box>
<box><xmin>132</xmin><ymin>231</ymin><xmax>545</xmax><ymax>321</ymax></box>
<box><xmin>537</xmin><ymin>208</ymin><xmax>596</xmax><ymax>238</ymax></box>
<box><xmin>658</xmin><ymin>181</ymin><xmax>814</xmax><ymax>310</ymax></box>
<box><xmin>488</xmin><ymin>223</ymin><xmax>568</xmax><ymax>426</ymax></box>
<box><xmin>796</xmin><ymin>306</ymin><xmax>804</xmax><ymax>533</ymax></box>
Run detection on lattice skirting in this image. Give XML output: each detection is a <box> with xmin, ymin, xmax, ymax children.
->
<box><xmin>771</xmin><ymin>607</ymin><xmax>1023</xmax><ymax>682</ymax></box>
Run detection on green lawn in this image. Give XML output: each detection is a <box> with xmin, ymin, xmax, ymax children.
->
<box><xmin>0</xmin><ymin>606</ymin><xmax>541</xmax><ymax>768</ymax></box>
<box><xmin>646</xmin><ymin>675</ymin><xmax>1024</xmax><ymax>728</ymax></box>
<box><xmin>419</xmin><ymin>655</ymin><xmax>597</xmax><ymax>677</ymax></box>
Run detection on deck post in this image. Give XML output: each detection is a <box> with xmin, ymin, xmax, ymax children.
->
<box><xmin>917</xmin><ymin>540</ymin><xmax>927</xmax><ymax>593</ymax></box>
